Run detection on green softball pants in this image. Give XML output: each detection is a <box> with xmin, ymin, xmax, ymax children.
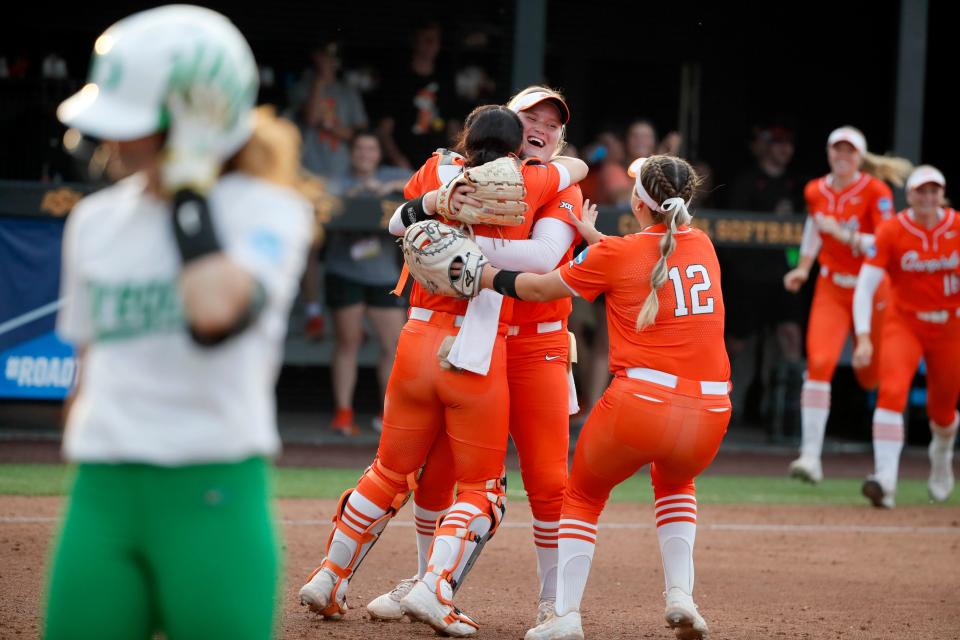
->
<box><xmin>44</xmin><ymin>457</ymin><xmax>281</xmax><ymax>639</ymax></box>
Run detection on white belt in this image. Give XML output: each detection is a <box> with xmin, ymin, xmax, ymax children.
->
<box><xmin>821</xmin><ymin>270</ymin><xmax>858</xmax><ymax>289</ymax></box>
<box><xmin>506</xmin><ymin>320</ymin><xmax>563</xmax><ymax>336</ymax></box>
<box><xmin>624</xmin><ymin>367</ymin><xmax>729</xmax><ymax>396</ymax></box>
<box><xmin>409</xmin><ymin>306</ymin><xmax>465</xmax><ymax>327</ymax></box>
<box><xmin>916</xmin><ymin>310</ymin><xmax>951</xmax><ymax>324</ymax></box>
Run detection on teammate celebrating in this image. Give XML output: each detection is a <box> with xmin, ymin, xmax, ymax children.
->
<box><xmin>46</xmin><ymin>6</ymin><xmax>313</xmax><ymax>639</ymax></box>
<box><xmin>783</xmin><ymin>126</ymin><xmax>912</xmax><ymax>483</ymax></box>
<box><xmin>852</xmin><ymin>165</ymin><xmax>960</xmax><ymax>507</ymax></box>
<box><xmin>298</xmin><ymin>106</ymin><xmax>587</xmax><ymax>637</ymax></box>
<box><xmin>430</xmin><ymin>154</ymin><xmax>727</xmax><ymax>640</ymax></box>
<box><xmin>366</xmin><ymin>86</ymin><xmax>588</xmax><ymax>627</ymax></box>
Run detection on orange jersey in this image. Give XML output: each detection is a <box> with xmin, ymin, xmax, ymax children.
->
<box><xmin>558</xmin><ymin>225</ymin><xmax>729</xmax><ymax>381</ymax></box>
<box><xmin>403</xmin><ymin>152</ymin><xmax>564</xmax><ymax>320</ymax></box>
<box><xmin>866</xmin><ymin>208</ymin><xmax>960</xmax><ymax>313</ymax></box>
<box><xmin>510</xmin><ymin>185</ymin><xmax>584</xmax><ymax>325</ymax></box>
<box><xmin>804</xmin><ymin>173</ymin><xmax>895</xmax><ymax>275</ymax></box>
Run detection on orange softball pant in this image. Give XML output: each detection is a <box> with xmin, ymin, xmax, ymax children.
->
<box><xmin>875</xmin><ymin>308</ymin><xmax>960</xmax><ymax>426</ymax></box>
<box><xmin>563</xmin><ymin>373</ymin><xmax>730</xmax><ymax>522</ymax></box>
<box><xmin>412</xmin><ymin>325</ymin><xmax>571</xmax><ymax>520</ymax></box>
<box><xmin>375</xmin><ymin>311</ymin><xmax>510</xmax><ymax>493</ymax></box>
<box><xmin>806</xmin><ymin>274</ymin><xmax>888</xmax><ymax>388</ymax></box>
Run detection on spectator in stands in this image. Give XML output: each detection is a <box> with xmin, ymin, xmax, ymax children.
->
<box><xmin>307</xmin><ymin>131</ymin><xmax>410</xmax><ymax>436</ymax></box>
<box><xmin>374</xmin><ymin>21</ymin><xmax>457</xmax><ymax>169</ymax></box>
<box><xmin>722</xmin><ymin>123</ymin><xmax>806</xmax><ymax>427</ymax></box>
<box><xmin>625</xmin><ymin>119</ymin><xmax>658</xmax><ymax>160</ymax></box>
<box><xmin>287</xmin><ymin>41</ymin><xmax>368</xmax><ymax>178</ymax></box>
<box><xmin>579</xmin><ymin>130</ymin><xmax>632</xmax><ymax>206</ymax></box>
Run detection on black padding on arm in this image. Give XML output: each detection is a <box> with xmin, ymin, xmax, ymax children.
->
<box><xmin>492</xmin><ymin>270</ymin><xmax>521</xmax><ymax>299</ymax></box>
<box><xmin>400</xmin><ymin>195</ymin><xmax>431</xmax><ymax>227</ymax></box>
<box><xmin>173</xmin><ymin>189</ymin><xmax>222</xmax><ymax>264</ymax></box>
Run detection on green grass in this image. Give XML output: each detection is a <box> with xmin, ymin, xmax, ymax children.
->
<box><xmin>1</xmin><ymin>464</ymin><xmax>956</xmax><ymax>506</ymax></box>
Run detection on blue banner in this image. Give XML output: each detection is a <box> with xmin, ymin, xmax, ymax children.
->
<box><xmin>0</xmin><ymin>217</ymin><xmax>75</xmax><ymax>399</ymax></box>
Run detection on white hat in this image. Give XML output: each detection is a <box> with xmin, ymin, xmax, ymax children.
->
<box><xmin>827</xmin><ymin>126</ymin><xmax>867</xmax><ymax>155</ymax></box>
<box><xmin>906</xmin><ymin>165</ymin><xmax>946</xmax><ymax>191</ymax></box>
<box><xmin>507</xmin><ymin>90</ymin><xmax>570</xmax><ymax>124</ymax></box>
<box><xmin>58</xmin><ymin>5</ymin><xmax>258</xmax><ymax>158</ymax></box>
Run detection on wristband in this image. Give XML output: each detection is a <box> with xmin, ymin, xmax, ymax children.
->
<box><xmin>492</xmin><ymin>270</ymin><xmax>521</xmax><ymax>299</ymax></box>
<box><xmin>172</xmin><ymin>189</ymin><xmax>222</xmax><ymax>264</ymax></box>
<box><xmin>400</xmin><ymin>195</ymin><xmax>430</xmax><ymax>227</ymax></box>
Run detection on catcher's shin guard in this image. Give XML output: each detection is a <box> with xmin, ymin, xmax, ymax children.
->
<box><xmin>424</xmin><ymin>474</ymin><xmax>506</xmax><ymax>597</ymax></box>
<box><xmin>303</xmin><ymin>462</ymin><xmax>416</xmax><ymax>617</ymax></box>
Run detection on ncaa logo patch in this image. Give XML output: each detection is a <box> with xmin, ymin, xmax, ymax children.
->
<box><xmin>574</xmin><ymin>247</ymin><xmax>589</xmax><ymax>265</ymax></box>
<box><xmin>878</xmin><ymin>197</ymin><xmax>893</xmax><ymax>213</ymax></box>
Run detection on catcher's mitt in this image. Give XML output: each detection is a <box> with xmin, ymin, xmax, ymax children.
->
<box><xmin>435</xmin><ymin>156</ymin><xmax>527</xmax><ymax>226</ymax></box>
<box><xmin>401</xmin><ymin>220</ymin><xmax>488</xmax><ymax>298</ymax></box>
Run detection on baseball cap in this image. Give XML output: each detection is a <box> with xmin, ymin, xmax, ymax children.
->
<box><xmin>508</xmin><ymin>90</ymin><xmax>570</xmax><ymax>125</ymax></box>
<box><xmin>827</xmin><ymin>126</ymin><xmax>867</xmax><ymax>155</ymax></box>
<box><xmin>906</xmin><ymin>165</ymin><xmax>946</xmax><ymax>191</ymax></box>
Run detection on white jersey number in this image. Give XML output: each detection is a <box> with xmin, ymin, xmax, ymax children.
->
<box><xmin>945</xmin><ymin>273</ymin><xmax>960</xmax><ymax>297</ymax></box>
<box><xmin>668</xmin><ymin>264</ymin><xmax>715</xmax><ymax>317</ymax></box>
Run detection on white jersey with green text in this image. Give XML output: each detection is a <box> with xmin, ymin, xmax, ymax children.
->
<box><xmin>58</xmin><ymin>172</ymin><xmax>312</xmax><ymax>465</ymax></box>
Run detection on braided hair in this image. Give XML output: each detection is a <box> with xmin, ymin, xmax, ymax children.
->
<box><xmin>635</xmin><ymin>155</ymin><xmax>701</xmax><ymax>331</ymax></box>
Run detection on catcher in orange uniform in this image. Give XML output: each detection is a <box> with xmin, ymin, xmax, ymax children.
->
<box><xmin>852</xmin><ymin>165</ymin><xmax>960</xmax><ymax>508</ymax></box>
<box><xmin>367</xmin><ymin>86</ymin><xmax>589</xmax><ymax>627</ymax></box>
<box><xmin>784</xmin><ymin>126</ymin><xmax>912</xmax><ymax>483</ymax></box>
<box><xmin>298</xmin><ymin>105</ymin><xmax>587</xmax><ymax>638</ymax></box>
<box><xmin>419</xmin><ymin>154</ymin><xmax>728</xmax><ymax>640</ymax></box>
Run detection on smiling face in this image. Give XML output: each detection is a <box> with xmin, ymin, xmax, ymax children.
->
<box><xmin>828</xmin><ymin>141</ymin><xmax>860</xmax><ymax>180</ymax></box>
<box><xmin>907</xmin><ymin>182</ymin><xmax>944</xmax><ymax>216</ymax></box>
<box><xmin>518</xmin><ymin>101</ymin><xmax>563</xmax><ymax>159</ymax></box>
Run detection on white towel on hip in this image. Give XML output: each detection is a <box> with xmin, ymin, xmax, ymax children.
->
<box><xmin>446</xmin><ymin>289</ymin><xmax>503</xmax><ymax>375</ymax></box>
<box><xmin>567</xmin><ymin>369</ymin><xmax>580</xmax><ymax>415</ymax></box>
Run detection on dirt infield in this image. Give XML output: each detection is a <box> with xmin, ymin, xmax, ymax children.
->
<box><xmin>2</xmin><ymin>496</ymin><xmax>958</xmax><ymax>639</ymax></box>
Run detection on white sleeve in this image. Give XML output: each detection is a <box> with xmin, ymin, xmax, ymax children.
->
<box><xmin>56</xmin><ymin>209</ymin><xmax>92</xmax><ymax>346</ymax></box>
<box><xmin>388</xmin><ymin>203</ymin><xmax>407</xmax><ymax>236</ymax></box>
<box><xmin>855</xmin><ymin>233</ymin><xmax>876</xmax><ymax>254</ymax></box>
<box><xmin>224</xmin><ymin>191</ymin><xmax>312</xmax><ymax>311</ymax></box>
<box><xmin>551</xmin><ymin>162</ymin><xmax>571</xmax><ymax>192</ymax></box>
<box><xmin>475</xmin><ymin>218</ymin><xmax>575</xmax><ymax>273</ymax></box>
<box><xmin>800</xmin><ymin>216</ymin><xmax>822</xmax><ymax>259</ymax></box>
<box><xmin>853</xmin><ymin>264</ymin><xmax>885</xmax><ymax>334</ymax></box>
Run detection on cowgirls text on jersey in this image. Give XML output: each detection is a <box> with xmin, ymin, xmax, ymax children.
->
<box><xmin>900</xmin><ymin>250</ymin><xmax>960</xmax><ymax>273</ymax></box>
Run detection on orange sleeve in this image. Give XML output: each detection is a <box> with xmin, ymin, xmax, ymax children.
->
<box><xmin>557</xmin><ymin>236</ymin><xmax>620</xmax><ymax>302</ymax></box>
<box><xmin>535</xmin><ymin>184</ymin><xmax>583</xmax><ymax>225</ymax></box>
<box><xmin>803</xmin><ymin>179</ymin><xmax>820</xmax><ymax>214</ymax></box>
<box><xmin>403</xmin><ymin>157</ymin><xmax>437</xmax><ymax>199</ymax></box>
<box><xmin>865</xmin><ymin>217</ymin><xmax>896</xmax><ymax>270</ymax></box>
<box><xmin>522</xmin><ymin>162</ymin><xmax>562</xmax><ymax>211</ymax></box>
<box><xmin>864</xmin><ymin>180</ymin><xmax>895</xmax><ymax>231</ymax></box>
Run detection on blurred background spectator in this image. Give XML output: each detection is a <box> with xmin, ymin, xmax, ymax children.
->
<box><xmin>300</xmin><ymin>132</ymin><xmax>410</xmax><ymax>436</ymax></box>
<box><xmin>373</xmin><ymin>21</ymin><xmax>458</xmax><ymax>169</ymax></box>
<box><xmin>286</xmin><ymin>41</ymin><xmax>368</xmax><ymax>178</ymax></box>
<box><xmin>720</xmin><ymin>122</ymin><xmax>806</xmax><ymax>429</ymax></box>
<box><xmin>580</xmin><ymin>130</ymin><xmax>632</xmax><ymax>206</ymax></box>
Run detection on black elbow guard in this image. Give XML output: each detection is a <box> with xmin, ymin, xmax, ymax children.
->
<box><xmin>492</xmin><ymin>270</ymin><xmax>522</xmax><ymax>299</ymax></box>
<box><xmin>173</xmin><ymin>189</ymin><xmax>222</xmax><ymax>264</ymax></box>
<box><xmin>400</xmin><ymin>195</ymin><xmax>431</xmax><ymax>227</ymax></box>
<box><xmin>189</xmin><ymin>281</ymin><xmax>267</xmax><ymax>347</ymax></box>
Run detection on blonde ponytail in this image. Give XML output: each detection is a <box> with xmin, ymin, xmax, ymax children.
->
<box><xmin>633</xmin><ymin>156</ymin><xmax>700</xmax><ymax>331</ymax></box>
<box><xmin>229</xmin><ymin>106</ymin><xmax>337</xmax><ymax>246</ymax></box>
<box><xmin>861</xmin><ymin>152</ymin><xmax>913</xmax><ymax>187</ymax></box>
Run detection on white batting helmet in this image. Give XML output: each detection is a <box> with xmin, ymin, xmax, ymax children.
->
<box><xmin>57</xmin><ymin>4</ymin><xmax>258</xmax><ymax>159</ymax></box>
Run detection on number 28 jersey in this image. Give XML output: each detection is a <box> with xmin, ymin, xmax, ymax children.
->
<box><xmin>558</xmin><ymin>224</ymin><xmax>729</xmax><ymax>381</ymax></box>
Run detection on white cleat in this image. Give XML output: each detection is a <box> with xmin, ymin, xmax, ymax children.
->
<box><xmin>928</xmin><ymin>436</ymin><xmax>956</xmax><ymax>502</ymax></box>
<box><xmin>524</xmin><ymin>610</ymin><xmax>583</xmax><ymax>640</ymax></box>
<box><xmin>788</xmin><ymin>456</ymin><xmax>823</xmax><ymax>484</ymax></box>
<box><xmin>536</xmin><ymin>600</ymin><xmax>556</xmax><ymax>626</ymax></box>
<box><xmin>664</xmin><ymin>588</ymin><xmax>709</xmax><ymax>640</ymax></box>
<box><xmin>400</xmin><ymin>578</ymin><xmax>479</xmax><ymax>637</ymax></box>
<box><xmin>366</xmin><ymin>576</ymin><xmax>417</xmax><ymax>621</ymax></box>
<box><xmin>861</xmin><ymin>476</ymin><xmax>895</xmax><ymax>509</ymax></box>
<box><xmin>299</xmin><ymin>566</ymin><xmax>348</xmax><ymax>619</ymax></box>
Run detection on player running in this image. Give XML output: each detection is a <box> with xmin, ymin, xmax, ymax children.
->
<box><xmin>783</xmin><ymin>126</ymin><xmax>912</xmax><ymax>483</ymax></box>
<box><xmin>852</xmin><ymin>165</ymin><xmax>960</xmax><ymax>507</ymax></box>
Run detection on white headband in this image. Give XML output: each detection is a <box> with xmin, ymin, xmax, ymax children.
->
<box><xmin>627</xmin><ymin>157</ymin><xmax>691</xmax><ymax>218</ymax></box>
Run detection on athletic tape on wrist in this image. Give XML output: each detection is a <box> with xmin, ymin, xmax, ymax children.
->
<box><xmin>492</xmin><ymin>270</ymin><xmax>521</xmax><ymax>299</ymax></box>
<box><xmin>401</xmin><ymin>195</ymin><xmax>430</xmax><ymax>227</ymax></box>
<box><xmin>172</xmin><ymin>189</ymin><xmax>222</xmax><ymax>264</ymax></box>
